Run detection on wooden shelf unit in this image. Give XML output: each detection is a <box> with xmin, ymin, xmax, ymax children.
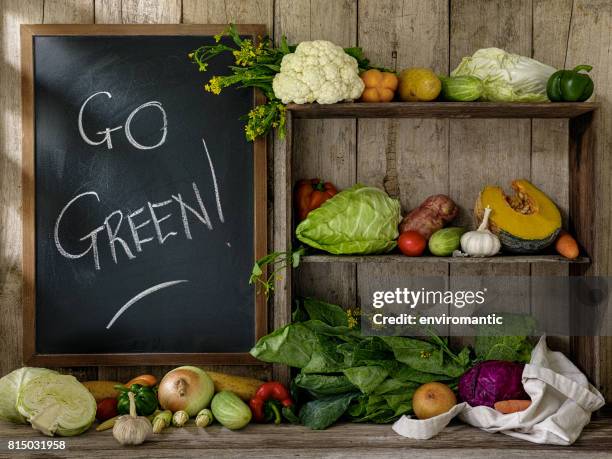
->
<box><xmin>272</xmin><ymin>102</ymin><xmax>599</xmax><ymax>384</ymax></box>
<box><xmin>286</xmin><ymin>101</ymin><xmax>599</xmax><ymax>119</ymax></box>
<box><xmin>2</xmin><ymin>414</ymin><xmax>612</xmax><ymax>458</ymax></box>
<box><xmin>301</xmin><ymin>254</ymin><xmax>590</xmax><ymax>264</ymax></box>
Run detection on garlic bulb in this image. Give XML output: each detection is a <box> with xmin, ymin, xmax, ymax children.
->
<box><xmin>460</xmin><ymin>206</ymin><xmax>501</xmax><ymax>257</ymax></box>
<box><xmin>113</xmin><ymin>392</ymin><xmax>152</xmax><ymax>446</ymax></box>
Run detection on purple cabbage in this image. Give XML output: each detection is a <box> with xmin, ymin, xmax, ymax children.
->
<box><xmin>459</xmin><ymin>360</ymin><xmax>528</xmax><ymax>407</ymax></box>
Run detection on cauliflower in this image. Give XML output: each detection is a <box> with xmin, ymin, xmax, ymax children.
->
<box><xmin>272</xmin><ymin>40</ymin><xmax>365</xmax><ymax>104</ymax></box>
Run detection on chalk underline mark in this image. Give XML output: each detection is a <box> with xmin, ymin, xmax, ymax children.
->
<box><xmin>106</xmin><ymin>280</ymin><xmax>189</xmax><ymax>329</ymax></box>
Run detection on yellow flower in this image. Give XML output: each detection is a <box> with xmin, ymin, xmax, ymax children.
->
<box><xmin>213</xmin><ymin>32</ymin><xmax>223</xmax><ymax>43</ymax></box>
<box><xmin>204</xmin><ymin>76</ymin><xmax>223</xmax><ymax>95</ymax></box>
<box><xmin>245</xmin><ymin>124</ymin><xmax>257</xmax><ymax>141</ymax></box>
<box><xmin>233</xmin><ymin>39</ymin><xmax>257</xmax><ymax>66</ymax></box>
<box><xmin>346</xmin><ymin>307</ymin><xmax>361</xmax><ymax>329</ymax></box>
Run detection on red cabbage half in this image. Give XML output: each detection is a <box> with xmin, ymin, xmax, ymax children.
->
<box><xmin>459</xmin><ymin>360</ymin><xmax>528</xmax><ymax>407</ymax></box>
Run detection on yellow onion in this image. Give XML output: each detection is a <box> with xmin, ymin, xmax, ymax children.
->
<box><xmin>157</xmin><ymin>366</ymin><xmax>214</xmax><ymax>417</ymax></box>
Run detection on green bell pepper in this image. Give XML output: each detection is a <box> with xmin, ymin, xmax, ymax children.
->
<box><xmin>546</xmin><ymin>65</ymin><xmax>594</xmax><ymax>102</ymax></box>
<box><xmin>116</xmin><ymin>384</ymin><xmax>158</xmax><ymax>416</ymax></box>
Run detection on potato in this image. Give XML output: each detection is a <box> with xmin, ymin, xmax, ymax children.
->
<box><xmin>400</xmin><ymin>195</ymin><xmax>458</xmax><ymax>240</ymax></box>
<box><xmin>420</xmin><ymin>195</ymin><xmax>458</xmax><ymax>220</ymax></box>
<box><xmin>81</xmin><ymin>380</ymin><xmax>122</xmax><ymax>402</ymax></box>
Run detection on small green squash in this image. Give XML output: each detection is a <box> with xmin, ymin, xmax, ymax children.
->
<box><xmin>210</xmin><ymin>391</ymin><xmax>251</xmax><ymax>430</ymax></box>
<box><xmin>429</xmin><ymin>227</ymin><xmax>466</xmax><ymax>256</ymax></box>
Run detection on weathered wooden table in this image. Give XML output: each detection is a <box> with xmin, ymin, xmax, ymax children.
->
<box><xmin>1</xmin><ymin>412</ymin><xmax>611</xmax><ymax>458</ymax></box>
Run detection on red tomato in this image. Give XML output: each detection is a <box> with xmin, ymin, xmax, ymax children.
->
<box><xmin>398</xmin><ymin>231</ymin><xmax>426</xmax><ymax>257</ymax></box>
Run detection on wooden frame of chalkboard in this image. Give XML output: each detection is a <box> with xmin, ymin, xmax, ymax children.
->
<box><xmin>20</xmin><ymin>24</ymin><xmax>268</xmax><ymax>366</ymax></box>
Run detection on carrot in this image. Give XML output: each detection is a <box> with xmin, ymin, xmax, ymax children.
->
<box><xmin>555</xmin><ymin>230</ymin><xmax>579</xmax><ymax>259</ymax></box>
<box><xmin>494</xmin><ymin>399</ymin><xmax>532</xmax><ymax>414</ymax></box>
<box><xmin>125</xmin><ymin>374</ymin><xmax>157</xmax><ymax>388</ymax></box>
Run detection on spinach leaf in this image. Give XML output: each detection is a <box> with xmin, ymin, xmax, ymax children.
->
<box><xmin>250</xmin><ymin>323</ymin><xmax>317</xmax><ymax>368</ymax></box>
<box><xmin>302</xmin><ymin>336</ymin><xmax>346</xmax><ymax>373</ymax></box>
<box><xmin>384</xmin><ymin>391</ymin><xmax>414</xmax><ymax>416</ymax></box>
<box><xmin>303</xmin><ymin>320</ymin><xmax>361</xmax><ymax>342</ymax></box>
<box><xmin>391</xmin><ymin>364</ymin><xmax>454</xmax><ymax>384</ymax></box>
<box><xmin>372</xmin><ymin>377</ymin><xmax>418</xmax><ymax>395</ymax></box>
<box><xmin>338</xmin><ymin>337</ymin><xmax>394</xmax><ymax>367</ymax></box>
<box><xmin>299</xmin><ymin>392</ymin><xmax>360</xmax><ymax>430</ymax></box>
<box><xmin>302</xmin><ymin>298</ymin><xmax>348</xmax><ymax>327</ymax></box>
<box><xmin>475</xmin><ymin>314</ymin><xmax>536</xmax><ymax>363</ymax></box>
<box><xmin>294</xmin><ymin>373</ymin><xmax>356</xmax><ymax>396</ymax></box>
<box><xmin>382</xmin><ymin>336</ymin><xmax>467</xmax><ymax>377</ymax></box>
<box><xmin>343</xmin><ymin>366</ymin><xmax>389</xmax><ymax>394</ymax></box>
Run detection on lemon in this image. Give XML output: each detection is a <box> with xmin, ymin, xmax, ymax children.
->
<box><xmin>399</xmin><ymin>68</ymin><xmax>441</xmax><ymax>101</ymax></box>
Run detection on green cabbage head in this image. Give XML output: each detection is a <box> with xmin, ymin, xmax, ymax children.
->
<box><xmin>0</xmin><ymin>367</ymin><xmax>58</xmax><ymax>424</ymax></box>
<box><xmin>296</xmin><ymin>184</ymin><xmax>401</xmax><ymax>255</ymax></box>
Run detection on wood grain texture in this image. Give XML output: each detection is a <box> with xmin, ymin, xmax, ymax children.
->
<box><xmin>302</xmin><ymin>254</ymin><xmax>589</xmax><ymax>264</ymax></box>
<box><xmin>92</xmin><ymin>0</ymin><xmax>178</xmax><ymax>382</ymax></box>
<box><xmin>357</xmin><ymin>0</ymin><xmax>450</xmax><ymax>332</ymax></box>
<box><xmin>2</xmin><ymin>414</ymin><xmax>612</xmax><ymax>458</ymax></box>
<box><xmin>43</xmin><ymin>0</ymin><xmax>94</xmax><ymax>23</ymax></box>
<box><xmin>287</xmin><ymin>102</ymin><xmax>599</xmax><ymax>119</ymax></box>
<box><xmin>180</xmin><ymin>0</ymin><xmax>275</xmax><ymax>383</ymax></box>
<box><xmin>0</xmin><ymin>0</ymin><xmax>43</xmax><ymax>381</ymax></box>
<box><xmin>34</xmin><ymin>0</ymin><xmax>99</xmax><ymax>381</ymax></box>
<box><xmin>565</xmin><ymin>0</ymin><xmax>612</xmax><ymax>400</ymax></box>
<box><xmin>39</xmin><ymin>0</ymin><xmax>97</xmax><ymax>382</ymax></box>
<box><xmin>182</xmin><ymin>0</ymin><xmax>273</xmax><ymax>25</ymax></box>
<box><xmin>94</xmin><ymin>0</ymin><xmax>120</xmax><ymax>23</ymax></box>
<box><xmin>1</xmin><ymin>0</ymin><xmax>612</xmax><ymax>403</ymax></box>
<box><xmin>530</xmin><ymin>0</ymin><xmax>573</xmax><ymax>354</ymax></box>
<box><xmin>276</xmin><ymin>0</ymin><xmax>358</xmax><ymax>310</ymax></box>
<box><xmin>120</xmin><ymin>0</ymin><xmax>181</xmax><ymax>23</ymax></box>
<box><xmin>448</xmin><ymin>0</ymin><xmax>533</xmax><ymax>343</ymax></box>
<box><xmin>271</xmin><ymin>111</ymin><xmax>292</xmax><ymax>384</ymax></box>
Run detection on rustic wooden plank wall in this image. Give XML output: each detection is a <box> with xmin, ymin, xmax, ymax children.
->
<box><xmin>1</xmin><ymin>0</ymin><xmax>611</xmax><ymax>398</ymax></box>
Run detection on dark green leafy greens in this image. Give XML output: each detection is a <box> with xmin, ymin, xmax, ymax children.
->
<box><xmin>474</xmin><ymin>314</ymin><xmax>536</xmax><ymax>363</ymax></box>
<box><xmin>250</xmin><ymin>298</ymin><xmax>471</xmax><ymax>429</ymax></box>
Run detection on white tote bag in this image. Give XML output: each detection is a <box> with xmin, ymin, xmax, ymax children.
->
<box><xmin>392</xmin><ymin>336</ymin><xmax>605</xmax><ymax>445</ymax></box>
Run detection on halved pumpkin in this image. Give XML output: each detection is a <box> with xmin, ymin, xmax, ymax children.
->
<box><xmin>475</xmin><ymin>179</ymin><xmax>561</xmax><ymax>253</ymax></box>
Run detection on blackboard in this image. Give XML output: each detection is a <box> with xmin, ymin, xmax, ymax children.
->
<box><xmin>21</xmin><ymin>25</ymin><xmax>267</xmax><ymax>366</ymax></box>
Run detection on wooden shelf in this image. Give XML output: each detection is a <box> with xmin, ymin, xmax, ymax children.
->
<box><xmin>286</xmin><ymin>101</ymin><xmax>599</xmax><ymax>119</ymax></box>
<box><xmin>301</xmin><ymin>254</ymin><xmax>590</xmax><ymax>264</ymax></box>
<box><xmin>1</xmin><ymin>414</ymin><xmax>611</xmax><ymax>458</ymax></box>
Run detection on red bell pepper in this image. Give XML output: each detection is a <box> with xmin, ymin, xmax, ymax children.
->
<box><xmin>249</xmin><ymin>381</ymin><xmax>293</xmax><ymax>424</ymax></box>
<box><xmin>294</xmin><ymin>179</ymin><xmax>338</xmax><ymax>221</ymax></box>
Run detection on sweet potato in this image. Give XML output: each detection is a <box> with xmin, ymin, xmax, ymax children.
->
<box><xmin>81</xmin><ymin>380</ymin><xmax>122</xmax><ymax>402</ymax></box>
<box><xmin>400</xmin><ymin>195</ymin><xmax>458</xmax><ymax>240</ymax></box>
<box><xmin>494</xmin><ymin>399</ymin><xmax>532</xmax><ymax>414</ymax></box>
<box><xmin>204</xmin><ymin>371</ymin><xmax>264</xmax><ymax>401</ymax></box>
<box><xmin>555</xmin><ymin>230</ymin><xmax>579</xmax><ymax>259</ymax></box>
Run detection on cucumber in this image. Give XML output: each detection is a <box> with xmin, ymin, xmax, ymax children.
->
<box><xmin>429</xmin><ymin>227</ymin><xmax>466</xmax><ymax>256</ymax></box>
<box><xmin>440</xmin><ymin>76</ymin><xmax>483</xmax><ymax>101</ymax></box>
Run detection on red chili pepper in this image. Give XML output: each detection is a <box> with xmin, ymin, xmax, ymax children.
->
<box><xmin>249</xmin><ymin>381</ymin><xmax>293</xmax><ymax>423</ymax></box>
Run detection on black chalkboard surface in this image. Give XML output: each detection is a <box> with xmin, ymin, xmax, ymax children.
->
<box><xmin>22</xmin><ymin>25</ymin><xmax>267</xmax><ymax>365</ymax></box>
